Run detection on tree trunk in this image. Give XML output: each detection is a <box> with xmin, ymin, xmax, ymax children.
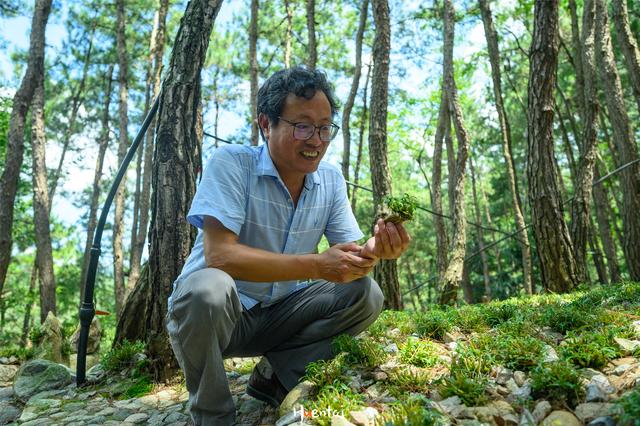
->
<box><xmin>478</xmin><ymin>0</ymin><xmax>533</xmax><ymax>295</ymax></box>
<box><xmin>306</xmin><ymin>0</ymin><xmax>316</xmax><ymax>70</ymax></box>
<box><xmin>350</xmin><ymin>63</ymin><xmax>371</xmax><ymax>212</ymax></box>
<box><xmin>588</xmin><ymin>217</ymin><xmax>608</xmax><ymax>284</ymax></box>
<box><xmin>439</xmin><ymin>0</ymin><xmax>470</xmax><ymax>306</ymax></box>
<box><xmin>469</xmin><ymin>155</ymin><xmax>491</xmax><ymax>301</ymax></box>
<box><xmin>117</xmin><ymin>0</ymin><xmax>224</xmax><ymax>381</ymax></box>
<box><xmin>31</xmin><ymin>77</ymin><xmax>56</xmax><ymax>322</ymax></box>
<box><xmin>370</xmin><ymin>0</ymin><xmax>401</xmax><ymax>310</ymax></box>
<box><xmin>432</xmin><ymin>96</ymin><xmax>449</xmax><ymax>284</ymax></box>
<box><xmin>80</xmin><ymin>66</ymin><xmax>114</xmax><ymax>303</ymax></box>
<box><xmin>570</xmin><ymin>0</ymin><xmax>599</xmax><ymax>283</ymax></box>
<box><xmin>593</xmin><ymin>164</ymin><xmax>622</xmax><ymax>283</ymax></box>
<box><xmin>567</xmin><ymin>0</ymin><xmax>586</xmax><ymax>117</ymax></box>
<box><xmin>527</xmin><ymin>0</ymin><xmax>580</xmax><ymax>293</ymax></box>
<box><xmin>249</xmin><ymin>0</ymin><xmax>259</xmax><ymax>146</ymax></box>
<box><xmin>612</xmin><ymin>0</ymin><xmax>640</xmax><ymax>113</ymax></box>
<box><xmin>284</xmin><ymin>0</ymin><xmax>292</xmax><ymax>67</ymax></box>
<box><xmin>20</xmin><ymin>265</ymin><xmax>37</xmax><ymax>345</ymax></box>
<box><xmin>595</xmin><ymin>0</ymin><xmax>640</xmax><ymax>280</ymax></box>
<box><xmin>341</xmin><ymin>0</ymin><xmax>368</xmax><ymax>186</ymax></box>
<box><xmin>130</xmin><ymin>0</ymin><xmax>169</xmax><ymax>292</ymax></box>
<box><xmin>0</xmin><ymin>0</ymin><xmax>52</xmax><ymax>302</ymax></box>
<box><xmin>114</xmin><ymin>0</ymin><xmax>129</xmax><ymax>318</ymax></box>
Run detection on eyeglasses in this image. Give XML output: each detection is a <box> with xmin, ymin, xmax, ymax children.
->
<box><xmin>278</xmin><ymin>116</ymin><xmax>340</xmax><ymax>142</ymax></box>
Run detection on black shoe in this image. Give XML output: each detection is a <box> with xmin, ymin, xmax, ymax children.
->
<box><xmin>246</xmin><ymin>360</ymin><xmax>288</xmax><ymax>407</ymax></box>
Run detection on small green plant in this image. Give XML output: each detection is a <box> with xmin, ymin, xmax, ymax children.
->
<box><xmin>305</xmin><ymin>383</ymin><xmax>364</xmax><ymax>426</ymax></box>
<box><xmin>615</xmin><ymin>389</ymin><xmax>640</xmax><ymax>426</ymax></box>
<box><xmin>481</xmin><ymin>302</ymin><xmax>519</xmax><ymax>327</ymax></box>
<box><xmin>559</xmin><ymin>329</ymin><xmax>621</xmax><ymax>369</ymax></box>
<box><xmin>492</xmin><ymin>334</ymin><xmax>544</xmax><ymax>371</ymax></box>
<box><xmin>235</xmin><ymin>358</ymin><xmax>259</xmax><ymax>375</ymax></box>
<box><xmin>304</xmin><ymin>353</ymin><xmax>348</xmax><ymax>388</ymax></box>
<box><xmin>413</xmin><ymin>309</ymin><xmax>453</xmax><ymax>341</ymax></box>
<box><xmin>387</xmin><ymin>368</ymin><xmax>432</xmax><ymax>394</ymax></box>
<box><xmin>122</xmin><ymin>375</ymin><xmax>154</xmax><ymax>399</ymax></box>
<box><xmin>530</xmin><ymin>361</ymin><xmax>584</xmax><ymax>407</ymax></box>
<box><xmin>382</xmin><ymin>193</ymin><xmax>418</xmax><ymax>223</ymax></box>
<box><xmin>539</xmin><ymin>302</ymin><xmax>601</xmax><ymax>334</ymax></box>
<box><xmin>453</xmin><ymin>336</ymin><xmax>496</xmax><ymax>376</ymax></box>
<box><xmin>368</xmin><ymin>310</ymin><xmax>412</xmax><ymax>340</ymax></box>
<box><xmin>377</xmin><ymin>396</ymin><xmax>444</xmax><ymax>426</ymax></box>
<box><xmin>332</xmin><ymin>334</ymin><xmax>387</xmax><ymax>368</ymax></box>
<box><xmin>452</xmin><ymin>305</ymin><xmax>490</xmax><ymax>333</ymax></box>
<box><xmin>29</xmin><ymin>324</ymin><xmax>44</xmax><ymax>345</ymax></box>
<box><xmin>438</xmin><ymin>371</ymin><xmax>487</xmax><ymax>407</ymax></box>
<box><xmin>101</xmin><ymin>340</ymin><xmax>146</xmax><ymax>373</ymax></box>
<box><xmin>399</xmin><ymin>338</ymin><xmax>439</xmax><ymax>368</ymax></box>
<box><xmin>0</xmin><ymin>345</ymin><xmax>35</xmax><ymax>361</ymax></box>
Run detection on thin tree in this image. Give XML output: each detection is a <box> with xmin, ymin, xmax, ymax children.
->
<box><xmin>469</xmin><ymin>155</ymin><xmax>490</xmax><ymax>300</ymax></box>
<box><xmin>114</xmin><ymin>0</ymin><xmax>130</xmax><ymax>317</ymax></box>
<box><xmin>527</xmin><ymin>0</ymin><xmax>580</xmax><ymax>292</ymax></box>
<box><xmin>570</xmin><ymin>0</ymin><xmax>599</xmax><ymax>283</ymax></box>
<box><xmin>369</xmin><ymin>0</ymin><xmax>401</xmax><ymax>310</ymax></box>
<box><xmin>342</xmin><ymin>0</ymin><xmax>368</xmax><ymax>186</ymax></box>
<box><xmin>306</xmin><ymin>0</ymin><xmax>316</xmax><ymax>69</ymax></box>
<box><xmin>593</xmin><ymin>164</ymin><xmax>622</xmax><ymax>283</ymax></box>
<box><xmin>595</xmin><ymin>0</ymin><xmax>640</xmax><ymax>280</ymax></box>
<box><xmin>249</xmin><ymin>0</ymin><xmax>259</xmax><ymax>145</ymax></box>
<box><xmin>612</xmin><ymin>0</ymin><xmax>640</xmax><ymax>113</ymax></box>
<box><xmin>0</xmin><ymin>0</ymin><xmax>52</xmax><ymax>303</ymax></box>
<box><xmin>478</xmin><ymin>0</ymin><xmax>532</xmax><ymax>294</ymax></box>
<box><xmin>431</xmin><ymin>89</ymin><xmax>449</xmax><ymax>284</ymax></box>
<box><xmin>116</xmin><ymin>0</ymin><xmax>225</xmax><ymax>380</ymax></box>
<box><xmin>439</xmin><ymin>0</ymin><xmax>471</xmax><ymax>306</ymax></box>
<box><xmin>130</xmin><ymin>0</ymin><xmax>170</xmax><ymax>291</ymax></box>
<box><xmin>31</xmin><ymin>70</ymin><xmax>56</xmax><ymax>322</ymax></box>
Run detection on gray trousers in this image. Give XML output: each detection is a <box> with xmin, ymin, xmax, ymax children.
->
<box><xmin>166</xmin><ymin>268</ymin><xmax>384</xmax><ymax>425</ymax></box>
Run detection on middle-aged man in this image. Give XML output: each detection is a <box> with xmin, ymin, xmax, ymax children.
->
<box><xmin>166</xmin><ymin>66</ymin><xmax>411</xmax><ymax>425</ymax></box>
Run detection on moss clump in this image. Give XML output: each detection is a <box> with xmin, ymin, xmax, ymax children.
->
<box><xmin>304</xmin><ymin>383</ymin><xmax>364</xmax><ymax>426</ymax></box>
<box><xmin>378</xmin><ymin>396</ymin><xmax>444</xmax><ymax>426</ymax></box>
<box><xmin>382</xmin><ymin>193</ymin><xmax>418</xmax><ymax>223</ymax></box>
<box><xmin>413</xmin><ymin>309</ymin><xmax>453</xmax><ymax>341</ymax></box>
<box><xmin>559</xmin><ymin>328</ymin><xmax>621</xmax><ymax>369</ymax></box>
<box><xmin>332</xmin><ymin>334</ymin><xmax>387</xmax><ymax>368</ymax></box>
<box><xmin>101</xmin><ymin>340</ymin><xmax>146</xmax><ymax>373</ymax></box>
<box><xmin>304</xmin><ymin>353</ymin><xmax>348</xmax><ymax>388</ymax></box>
<box><xmin>399</xmin><ymin>338</ymin><xmax>439</xmax><ymax>368</ymax></box>
<box><xmin>530</xmin><ymin>361</ymin><xmax>584</xmax><ymax>407</ymax></box>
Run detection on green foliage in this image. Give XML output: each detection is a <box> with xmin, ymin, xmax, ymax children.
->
<box><xmin>412</xmin><ymin>309</ymin><xmax>453</xmax><ymax>340</ymax></box>
<box><xmin>305</xmin><ymin>383</ymin><xmax>364</xmax><ymax>426</ymax></box>
<box><xmin>368</xmin><ymin>310</ymin><xmax>413</xmax><ymax>340</ymax></box>
<box><xmin>383</xmin><ymin>193</ymin><xmax>418</xmax><ymax>223</ymax></box>
<box><xmin>304</xmin><ymin>353</ymin><xmax>348</xmax><ymax>388</ymax></box>
<box><xmin>559</xmin><ymin>328</ymin><xmax>621</xmax><ymax>369</ymax></box>
<box><xmin>377</xmin><ymin>396</ymin><xmax>444</xmax><ymax>426</ymax></box>
<box><xmin>101</xmin><ymin>340</ymin><xmax>146</xmax><ymax>373</ymax></box>
<box><xmin>387</xmin><ymin>368</ymin><xmax>432</xmax><ymax>394</ymax></box>
<box><xmin>0</xmin><ymin>345</ymin><xmax>35</xmax><ymax>361</ymax></box>
<box><xmin>235</xmin><ymin>358</ymin><xmax>259</xmax><ymax>375</ymax></box>
<box><xmin>438</xmin><ymin>371</ymin><xmax>487</xmax><ymax>407</ymax></box>
<box><xmin>399</xmin><ymin>337</ymin><xmax>439</xmax><ymax>368</ymax></box>
<box><xmin>332</xmin><ymin>334</ymin><xmax>387</xmax><ymax>368</ymax></box>
<box><xmin>539</xmin><ymin>302</ymin><xmax>603</xmax><ymax>334</ymax></box>
<box><xmin>492</xmin><ymin>334</ymin><xmax>544</xmax><ymax>371</ymax></box>
<box><xmin>451</xmin><ymin>305</ymin><xmax>490</xmax><ymax>333</ymax></box>
<box><xmin>530</xmin><ymin>361</ymin><xmax>584</xmax><ymax>407</ymax></box>
<box><xmin>615</xmin><ymin>389</ymin><xmax>640</xmax><ymax>426</ymax></box>
<box><xmin>122</xmin><ymin>375</ymin><xmax>154</xmax><ymax>399</ymax></box>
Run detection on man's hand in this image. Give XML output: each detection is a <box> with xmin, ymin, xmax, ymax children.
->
<box><xmin>359</xmin><ymin>219</ymin><xmax>411</xmax><ymax>260</ymax></box>
<box><xmin>315</xmin><ymin>242</ymin><xmax>377</xmax><ymax>283</ymax></box>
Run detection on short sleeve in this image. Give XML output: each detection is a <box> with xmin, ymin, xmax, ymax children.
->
<box><xmin>187</xmin><ymin>147</ymin><xmax>248</xmax><ymax>235</ymax></box>
<box><xmin>324</xmin><ymin>177</ymin><xmax>364</xmax><ymax>244</ymax></box>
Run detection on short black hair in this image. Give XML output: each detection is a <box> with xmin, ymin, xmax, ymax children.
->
<box><xmin>257</xmin><ymin>67</ymin><xmax>338</xmax><ymax>140</ymax></box>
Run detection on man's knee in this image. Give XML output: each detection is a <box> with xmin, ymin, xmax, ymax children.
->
<box><xmin>178</xmin><ymin>268</ymin><xmax>241</xmax><ymax>322</ymax></box>
<box><xmin>363</xmin><ymin>277</ymin><xmax>384</xmax><ymax>318</ymax></box>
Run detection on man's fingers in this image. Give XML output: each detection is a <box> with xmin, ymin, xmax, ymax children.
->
<box><xmin>345</xmin><ymin>252</ymin><xmax>376</xmax><ymax>268</ymax></box>
<box><xmin>386</xmin><ymin>222</ymin><xmax>403</xmax><ymax>249</ymax></box>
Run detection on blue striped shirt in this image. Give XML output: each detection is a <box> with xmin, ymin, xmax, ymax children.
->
<box><xmin>170</xmin><ymin>143</ymin><xmax>364</xmax><ymax>310</ymax></box>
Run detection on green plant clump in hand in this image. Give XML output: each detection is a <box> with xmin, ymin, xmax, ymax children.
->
<box><xmin>383</xmin><ymin>193</ymin><xmax>418</xmax><ymax>223</ymax></box>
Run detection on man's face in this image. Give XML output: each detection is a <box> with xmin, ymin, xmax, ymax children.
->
<box><xmin>261</xmin><ymin>90</ymin><xmax>333</xmax><ymax>186</ymax></box>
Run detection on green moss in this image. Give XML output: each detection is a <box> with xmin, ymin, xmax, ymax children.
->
<box><xmin>615</xmin><ymin>389</ymin><xmax>640</xmax><ymax>426</ymax></box>
<box><xmin>412</xmin><ymin>309</ymin><xmax>453</xmax><ymax>341</ymax></box>
<box><xmin>332</xmin><ymin>334</ymin><xmax>387</xmax><ymax>368</ymax></box>
<box><xmin>387</xmin><ymin>368</ymin><xmax>432</xmax><ymax>395</ymax></box>
<box><xmin>304</xmin><ymin>353</ymin><xmax>348</xmax><ymax>388</ymax></box>
<box><xmin>235</xmin><ymin>358</ymin><xmax>259</xmax><ymax>375</ymax></box>
<box><xmin>101</xmin><ymin>340</ymin><xmax>146</xmax><ymax>373</ymax></box>
<box><xmin>378</xmin><ymin>396</ymin><xmax>444</xmax><ymax>426</ymax></box>
<box><xmin>383</xmin><ymin>193</ymin><xmax>418</xmax><ymax>223</ymax></box>
<box><xmin>492</xmin><ymin>334</ymin><xmax>544</xmax><ymax>371</ymax></box>
<box><xmin>559</xmin><ymin>328</ymin><xmax>621</xmax><ymax>369</ymax></box>
<box><xmin>368</xmin><ymin>310</ymin><xmax>412</xmax><ymax>340</ymax></box>
<box><xmin>399</xmin><ymin>338</ymin><xmax>439</xmax><ymax>368</ymax></box>
<box><xmin>304</xmin><ymin>383</ymin><xmax>364</xmax><ymax>426</ymax></box>
<box><xmin>438</xmin><ymin>371</ymin><xmax>487</xmax><ymax>407</ymax></box>
<box><xmin>530</xmin><ymin>361</ymin><xmax>584</xmax><ymax>407</ymax></box>
<box><xmin>0</xmin><ymin>345</ymin><xmax>35</xmax><ymax>361</ymax></box>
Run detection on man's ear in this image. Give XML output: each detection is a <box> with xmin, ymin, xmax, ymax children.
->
<box><xmin>258</xmin><ymin>113</ymin><xmax>270</xmax><ymax>141</ymax></box>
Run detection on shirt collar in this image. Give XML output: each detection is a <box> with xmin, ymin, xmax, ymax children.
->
<box><xmin>258</xmin><ymin>144</ymin><xmax>321</xmax><ymax>189</ymax></box>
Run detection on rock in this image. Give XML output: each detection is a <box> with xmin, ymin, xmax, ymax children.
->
<box><xmin>614</xmin><ymin>337</ymin><xmax>640</xmax><ymax>355</ymax></box>
<box><xmin>513</xmin><ymin>371</ymin><xmax>526</xmax><ymax>387</ymax></box>
<box><xmin>508</xmin><ymin>382</ymin><xmax>531</xmax><ymax>402</ymax></box>
<box><xmin>70</xmin><ymin>317</ymin><xmax>102</xmax><ymax>354</ymax></box>
<box><xmin>0</xmin><ymin>364</ymin><xmax>19</xmax><ymax>383</ymax></box>
<box><xmin>612</xmin><ymin>363</ymin><xmax>633</xmax><ymax>375</ymax></box>
<box><xmin>383</xmin><ymin>343</ymin><xmax>398</xmax><ymax>353</ymax></box>
<box><xmin>279</xmin><ymin>380</ymin><xmax>316</xmax><ymax>417</ymax></box>
<box><xmin>574</xmin><ymin>403</ymin><xmax>615</xmax><ymax>424</ymax></box>
<box><xmin>275</xmin><ymin>409</ymin><xmax>303</xmax><ymax>426</ymax></box>
<box><xmin>69</xmin><ymin>353</ymin><xmax>100</xmax><ymax>372</ymax></box>
<box><xmin>123</xmin><ymin>412</ymin><xmax>150</xmax><ymax>423</ymax></box>
<box><xmin>349</xmin><ymin>407</ymin><xmax>378</xmax><ymax>426</ymax></box>
<box><xmin>0</xmin><ymin>386</ymin><xmax>14</xmax><ymax>401</ymax></box>
<box><xmin>589</xmin><ymin>374</ymin><xmax>615</xmax><ymax>393</ymax></box>
<box><xmin>13</xmin><ymin>359</ymin><xmax>72</xmax><ymax>402</ymax></box>
<box><xmin>438</xmin><ymin>396</ymin><xmax>463</xmax><ymax>415</ymax></box>
<box><xmin>0</xmin><ymin>401</ymin><xmax>21</xmax><ymax>424</ymax></box>
<box><xmin>332</xmin><ymin>415</ymin><xmax>356</xmax><ymax>426</ymax></box>
<box><xmin>631</xmin><ymin>320</ymin><xmax>640</xmax><ymax>338</ymax></box>
<box><xmin>542</xmin><ymin>410</ymin><xmax>581</xmax><ymax>426</ymax></box>
<box><xmin>586</xmin><ymin>383</ymin><xmax>608</xmax><ymax>402</ymax></box>
<box><xmin>542</xmin><ymin>345</ymin><xmax>560</xmax><ymax>363</ymax></box>
<box><xmin>539</xmin><ymin>327</ymin><xmax>564</xmax><ymax>344</ymax></box>
<box><xmin>371</xmin><ymin>370</ymin><xmax>387</xmax><ymax>381</ymax></box>
<box><xmin>36</xmin><ymin>311</ymin><xmax>64</xmax><ymax>363</ymax></box>
<box><xmin>492</xmin><ymin>366</ymin><xmax>513</xmax><ymax>385</ymax></box>
<box><xmin>387</xmin><ymin>328</ymin><xmax>402</xmax><ymax>339</ymax></box>
<box><xmin>588</xmin><ymin>417</ymin><xmax>617</xmax><ymax>426</ymax></box>
<box><xmin>532</xmin><ymin>400</ymin><xmax>552</xmax><ymax>423</ymax></box>
<box><xmin>520</xmin><ymin>409</ymin><xmax>536</xmax><ymax>426</ymax></box>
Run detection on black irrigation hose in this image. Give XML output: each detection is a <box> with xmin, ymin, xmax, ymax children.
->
<box><xmin>76</xmin><ymin>95</ymin><xmax>161</xmax><ymax>386</ymax></box>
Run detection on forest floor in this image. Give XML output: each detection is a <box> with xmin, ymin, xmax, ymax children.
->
<box><xmin>1</xmin><ymin>282</ymin><xmax>640</xmax><ymax>426</ymax></box>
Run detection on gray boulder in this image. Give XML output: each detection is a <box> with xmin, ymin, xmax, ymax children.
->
<box><xmin>35</xmin><ymin>312</ymin><xmax>64</xmax><ymax>363</ymax></box>
<box><xmin>13</xmin><ymin>359</ymin><xmax>72</xmax><ymax>402</ymax></box>
<box><xmin>70</xmin><ymin>317</ymin><xmax>102</xmax><ymax>354</ymax></box>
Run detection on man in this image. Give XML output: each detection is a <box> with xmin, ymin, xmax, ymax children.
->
<box><xmin>167</xmin><ymin>67</ymin><xmax>410</xmax><ymax>425</ymax></box>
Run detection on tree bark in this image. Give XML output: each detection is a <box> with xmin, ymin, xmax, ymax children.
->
<box><xmin>31</xmin><ymin>77</ymin><xmax>56</xmax><ymax>322</ymax></box>
<box><xmin>478</xmin><ymin>0</ymin><xmax>533</xmax><ymax>295</ymax></box>
<box><xmin>439</xmin><ymin>0</ymin><xmax>470</xmax><ymax>306</ymax></box>
<box><xmin>592</xmin><ymin>164</ymin><xmax>622</xmax><ymax>283</ymax></box>
<box><xmin>526</xmin><ymin>0</ymin><xmax>580</xmax><ymax>293</ymax></box>
<box><xmin>249</xmin><ymin>0</ymin><xmax>259</xmax><ymax>145</ymax></box>
<box><xmin>342</xmin><ymin>0</ymin><xmax>368</xmax><ymax>186</ymax></box>
<box><xmin>595</xmin><ymin>0</ymin><xmax>640</xmax><ymax>280</ymax></box>
<box><xmin>306</xmin><ymin>0</ymin><xmax>316</xmax><ymax>69</ymax></box>
<box><xmin>114</xmin><ymin>0</ymin><xmax>129</xmax><ymax>318</ymax></box>
<box><xmin>370</xmin><ymin>0</ymin><xmax>401</xmax><ymax>310</ymax></box>
<box><xmin>80</xmin><ymin>66</ymin><xmax>114</xmax><ymax>304</ymax></box>
<box><xmin>0</xmin><ymin>0</ymin><xmax>52</xmax><ymax>303</ymax></box>
<box><xmin>469</xmin><ymin>155</ymin><xmax>491</xmax><ymax>301</ymax></box>
<box><xmin>612</xmin><ymin>0</ymin><xmax>640</xmax><ymax>113</ymax></box>
<box><xmin>570</xmin><ymin>0</ymin><xmax>599</xmax><ymax>283</ymax></box>
<box><xmin>432</xmin><ymin>90</ymin><xmax>449</xmax><ymax>284</ymax></box>
<box><xmin>117</xmin><ymin>0</ymin><xmax>224</xmax><ymax>381</ymax></box>
<box><xmin>567</xmin><ymin>0</ymin><xmax>586</xmax><ymax>117</ymax></box>
<box><xmin>130</xmin><ymin>0</ymin><xmax>170</xmax><ymax>293</ymax></box>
